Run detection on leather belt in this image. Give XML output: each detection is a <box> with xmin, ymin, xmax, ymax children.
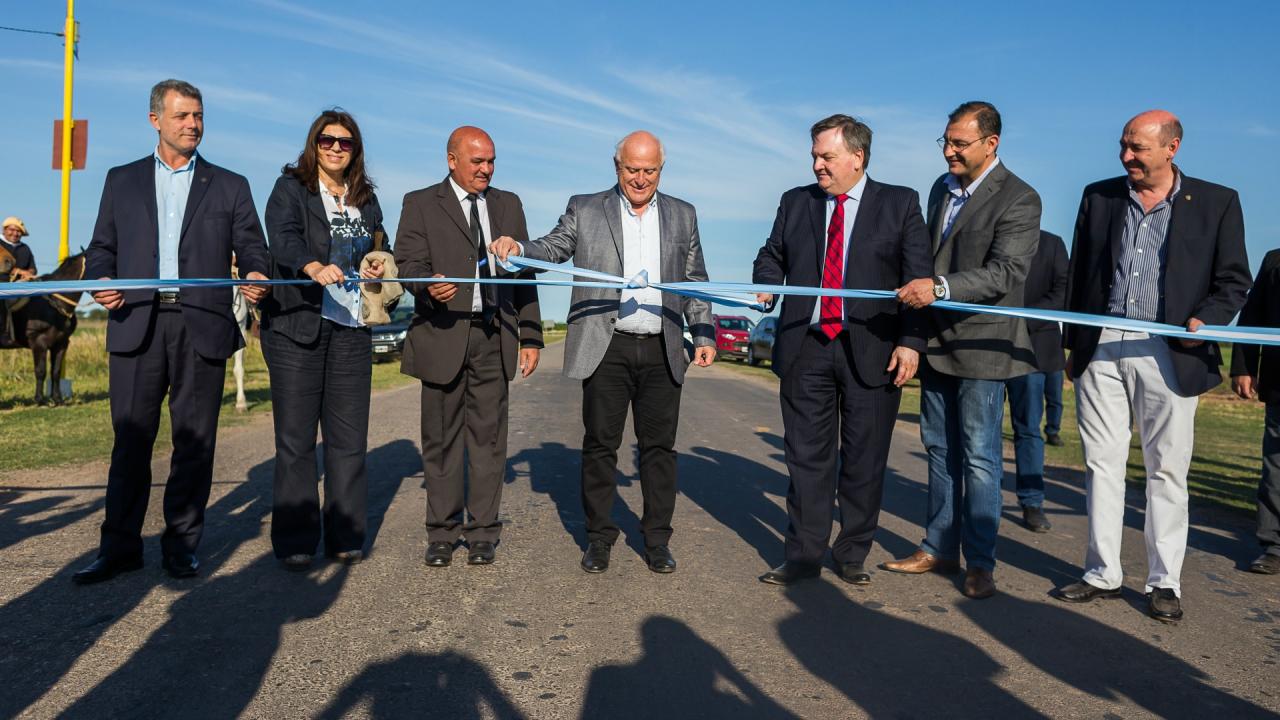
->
<box><xmin>157</xmin><ymin>291</ymin><xmax>180</xmax><ymax>304</ymax></box>
<box><xmin>614</xmin><ymin>328</ymin><xmax>659</xmax><ymax>338</ymax></box>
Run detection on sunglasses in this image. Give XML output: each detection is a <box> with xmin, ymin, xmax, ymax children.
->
<box><xmin>316</xmin><ymin>134</ymin><xmax>357</xmax><ymax>153</ymax></box>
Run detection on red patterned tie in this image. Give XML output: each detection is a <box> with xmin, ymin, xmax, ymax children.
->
<box><xmin>819</xmin><ymin>194</ymin><xmax>848</xmax><ymax>340</ymax></box>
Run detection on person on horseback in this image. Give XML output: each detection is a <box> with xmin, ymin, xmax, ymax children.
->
<box><xmin>1</xmin><ymin>216</ymin><xmax>37</xmax><ymax>347</ymax></box>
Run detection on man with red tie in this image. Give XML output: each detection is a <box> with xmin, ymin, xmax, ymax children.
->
<box><xmin>753</xmin><ymin>114</ymin><xmax>932</xmax><ymax>586</ymax></box>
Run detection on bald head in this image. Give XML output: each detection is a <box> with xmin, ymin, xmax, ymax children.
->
<box><xmin>614</xmin><ymin>131</ymin><xmax>665</xmax><ymax>211</ymax></box>
<box><xmin>1125</xmin><ymin>110</ymin><xmax>1183</xmax><ymax>145</ymax></box>
<box><xmin>447</xmin><ymin>126</ymin><xmax>496</xmax><ymax>194</ymax></box>
<box><xmin>1119</xmin><ymin>110</ymin><xmax>1181</xmax><ymax>189</ymax></box>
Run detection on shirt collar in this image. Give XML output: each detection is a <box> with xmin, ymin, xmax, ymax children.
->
<box><xmin>944</xmin><ymin>156</ymin><xmax>1001</xmax><ymax>198</ymax></box>
<box><xmin>0</xmin><ymin>238</ymin><xmax>17</xmax><ymax>249</ymax></box>
<box><xmin>829</xmin><ymin>172</ymin><xmax>868</xmax><ymax>203</ymax></box>
<box><xmin>1126</xmin><ymin>165</ymin><xmax>1183</xmax><ymax>204</ymax></box>
<box><xmin>449</xmin><ymin>176</ymin><xmax>484</xmax><ymax>202</ymax></box>
<box><xmin>154</xmin><ymin>148</ymin><xmax>198</xmax><ymax>174</ymax></box>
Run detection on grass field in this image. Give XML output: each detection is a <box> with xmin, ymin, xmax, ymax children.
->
<box><xmin>716</xmin><ymin>346</ymin><xmax>1267</xmax><ymax>517</ymax></box>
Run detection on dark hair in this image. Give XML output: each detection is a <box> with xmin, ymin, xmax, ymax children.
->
<box><xmin>810</xmin><ymin>114</ymin><xmax>873</xmax><ymax>167</ymax></box>
<box><xmin>948</xmin><ymin>101</ymin><xmax>1002</xmax><ymax>138</ymax></box>
<box><xmin>282</xmin><ymin>108</ymin><xmax>376</xmax><ymax>209</ymax></box>
<box><xmin>150</xmin><ymin>79</ymin><xmax>202</xmax><ymax>115</ymax></box>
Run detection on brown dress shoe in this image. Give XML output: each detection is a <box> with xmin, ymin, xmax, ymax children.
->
<box><xmin>879</xmin><ymin>550</ymin><xmax>961</xmax><ymax>575</ymax></box>
<box><xmin>963</xmin><ymin>568</ymin><xmax>996</xmax><ymax>599</ymax></box>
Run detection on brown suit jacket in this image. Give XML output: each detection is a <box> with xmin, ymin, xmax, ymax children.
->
<box><xmin>394</xmin><ymin>178</ymin><xmax>543</xmax><ymax>384</ymax></box>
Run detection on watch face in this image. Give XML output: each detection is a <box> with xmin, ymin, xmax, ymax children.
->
<box><xmin>934</xmin><ymin>284</ymin><xmax>945</xmax><ymax>298</ymax></box>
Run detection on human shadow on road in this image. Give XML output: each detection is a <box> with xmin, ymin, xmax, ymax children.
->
<box><xmin>956</xmin><ymin>592</ymin><xmax>1273</xmax><ymax>717</ymax></box>
<box><xmin>506</xmin><ymin>441</ymin><xmax>646</xmax><ymax>558</ymax></box>
<box><xmin>676</xmin><ymin>445</ymin><xmax>789</xmax><ymax>566</ymax></box>
<box><xmin>0</xmin><ymin>490</ymin><xmax>103</xmax><ymax>553</ymax></box>
<box><xmin>580</xmin><ymin>615</ymin><xmax>799</xmax><ymax>720</ymax></box>
<box><xmin>778</xmin><ymin>579</ymin><xmax>1046</xmax><ymax>719</ymax></box>
<box><xmin>316</xmin><ymin>650</ymin><xmax>525</xmax><ymax>719</ymax></box>
<box><xmin>3</xmin><ymin>438</ymin><xmax>415</xmax><ymax>719</ymax></box>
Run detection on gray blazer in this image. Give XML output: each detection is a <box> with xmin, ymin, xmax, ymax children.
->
<box><xmin>925</xmin><ymin>161</ymin><xmax>1041</xmax><ymax>380</ymax></box>
<box><xmin>523</xmin><ymin>187</ymin><xmax>714</xmax><ymax>383</ymax></box>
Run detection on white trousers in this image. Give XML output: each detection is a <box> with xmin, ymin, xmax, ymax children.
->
<box><xmin>1075</xmin><ymin>328</ymin><xmax>1199</xmax><ymax>596</ymax></box>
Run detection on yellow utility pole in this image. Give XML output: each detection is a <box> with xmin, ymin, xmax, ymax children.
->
<box><xmin>58</xmin><ymin>0</ymin><xmax>76</xmax><ymax>262</ymax></box>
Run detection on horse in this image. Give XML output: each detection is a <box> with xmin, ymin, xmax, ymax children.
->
<box><xmin>230</xmin><ymin>281</ymin><xmax>253</xmax><ymax>411</ymax></box>
<box><xmin>2</xmin><ymin>253</ymin><xmax>86</xmax><ymax>405</ymax></box>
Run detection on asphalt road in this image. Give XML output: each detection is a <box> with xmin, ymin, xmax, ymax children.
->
<box><xmin>1</xmin><ymin>341</ymin><xmax>1278</xmax><ymax>719</ymax></box>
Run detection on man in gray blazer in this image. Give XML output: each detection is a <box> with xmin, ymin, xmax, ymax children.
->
<box><xmin>883</xmin><ymin>101</ymin><xmax>1040</xmax><ymax>599</ymax></box>
<box><xmin>492</xmin><ymin>131</ymin><xmax>716</xmax><ymax>574</ymax></box>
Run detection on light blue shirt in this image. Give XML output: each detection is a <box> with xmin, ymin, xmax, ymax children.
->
<box><xmin>936</xmin><ymin>156</ymin><xmax>1001</xmax><ymax>299</ymax></box>
<box><xmin>810</xmin><ymin>172</ymin><xmax>868</xmax><ymax>329</ymax></box>
<box><xmin>155</xmin><ymin>149</ymin><xmax>198</xmax><ymax>292</ymax></box>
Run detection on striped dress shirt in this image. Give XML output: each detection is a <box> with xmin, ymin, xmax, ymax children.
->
<box><xmin>1107</xmin><ymin>172</ymin><xmax>1182</xmax><ymax>322</ymax></box>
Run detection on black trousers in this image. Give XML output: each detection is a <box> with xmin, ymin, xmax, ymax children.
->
<box><xmin>100</xmin><ymin>306</ymin><xmax>226</xmax><ymax>559</ymax></box>
<box><xmin>420</xmin><ymin>317</ymin><xmax>508</xmax><ymax>544</ymax></box>
<box><xmin>262</xmin><ymin>320</ymin><xmax>372</xmax><ymax>558</ymax></box>
<box><xmin>779</xmin><ymin>330</ymin><xmax>901</xmax><ymax>565</ymax></box>
<box><xmin>1259</xmin><ymin>403</ymin><xmax>1280</xmax><ymax>556</ymax></box>
<box><xmin>581</xmin><ymin>333</ymin><xmax>682</xmax><ymax>548</ymax></box>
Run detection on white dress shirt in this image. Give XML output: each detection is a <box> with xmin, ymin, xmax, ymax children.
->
<box><xmin>449</xmin><ymin>177</ymin><xmax>495</xmax><ymax>313</ymax></box>
<box><xmin>615</xmin><ymin>190</ymin><xmax>663</xmax><ymax>334</ymax></box>
<box><xmin>810</xmin><ymin>173</ymin><xmax>868</xmax><ymax>329</ymax></box>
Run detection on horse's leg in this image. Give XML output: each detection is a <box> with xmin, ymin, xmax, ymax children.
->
<box><xmin>50</xmin><ymin>339</ymin><xmax>68</xmax><ymax>405</ymax></box>
<box><xmin>234</xmin><ymin>347</ymin><xmax>247</xmax><ymax>411</ymax></box>
<box><xmin>32</xmin><ymin>346</ymin><xmax>47</xmax><ymax>406</ymax></box>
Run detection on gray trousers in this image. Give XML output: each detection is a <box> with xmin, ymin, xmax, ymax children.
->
<box><xmin>1259</xmin><ymin>404</ymin><xmax>1280</xmax><ymax>556</ymax></box>
<box><xmin>420</xmin><ymin>317</ymin><xmax>508</xmax><ymax>544</ymax></box>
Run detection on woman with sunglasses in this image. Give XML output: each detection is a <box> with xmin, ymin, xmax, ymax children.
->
<box><xmin>260</xmin><ymin>109</ymin><xmax>392</xmax><ymax>570</ymax></box>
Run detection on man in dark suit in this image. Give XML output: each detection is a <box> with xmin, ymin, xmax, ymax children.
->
<box><xmin>76</xmin><ymin>79</ymin><xmax>271</xmax><ymax>584</ymax></box>
<box><xmin>1056</xmin><ymin>110</ymin><xmax>1250</xmax><ymax>622</ymax></box>
<box><xmin>885</xmin><ymin>101</ymin><xmax>1041</xmax><ymax>600</ymax></box>
<box><xmin>751</xmin><ymin>114</ymin><xmax>931</xmax><ymax>586</ymax></box>
<box><xmin>395</xmin><ymin>126</ymin><xmax>543</xmax><ymax>568</ymax></box>
<box><xmin>1232</xmin><ymin>250</ymin><xmax>1280</xmax><ymax>575</ymax></box>
<box><xmin>492</xmin><ymin>131</ymin><xmax>716</xmax><ymax>575</ymax></box>
<box><xmin>1004</xmin><ymin>230</ymin><xmax>1068</xmax><ymax>532</ymax></box>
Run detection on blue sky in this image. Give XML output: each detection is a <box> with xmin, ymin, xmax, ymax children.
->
<box><xmin>3</xmin><ymin>1</ymin><xmax>1276</xmax><ymax>321</ymax></box>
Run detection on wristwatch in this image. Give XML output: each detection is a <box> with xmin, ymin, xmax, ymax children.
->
<box><xmin>932</xmin><ymin>276</ymin><xmax>946</xmax><ymax>299</ymax></box>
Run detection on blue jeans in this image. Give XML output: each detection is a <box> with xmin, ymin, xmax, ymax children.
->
<box><xmin>1043</xmin><ymin>370</ymin><xmax>1064</xmax><ymax>437</ymax></box>
<box><xmin>920</xmin><ymin>370</ymin><xmax>1005</xmax><ymax>571</ymax></box>
<box><xmin>1005</xmin><ymin>373</ymin><xmax>1046</xmax><ymax>508</ymax></box>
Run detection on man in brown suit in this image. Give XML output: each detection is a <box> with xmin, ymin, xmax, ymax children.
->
<box><xmin>395</xmin><ymin>126</ymin><xmax>543</xmax><ymax>568</ymax></box>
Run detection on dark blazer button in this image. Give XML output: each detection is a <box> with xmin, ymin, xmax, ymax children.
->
<box><xmin>610</xmin><ymin>318</ymin><xmax>616</xmax><ymax>324</ymax></box>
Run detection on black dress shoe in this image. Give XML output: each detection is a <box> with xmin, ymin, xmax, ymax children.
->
<box><xmin>1045</xmin><ymin>432</ymin><xmax>1064</xmax><ymax>447</ymax></box>
<box><xmin>645</xmin><ymin>545</ymin><xmax>676</xmax><ymax>574</ymax></box>
<box><xmin>1249</xmin><ymin>553</ymin><xmax>1280</xmax><ymax>574</ymax></box>
<box><xmin>1055</xmin><ymin>580</ymin><xmax>1121</xmax><ymax>603</ymax></box>
<box><xmin>1022</xmin><ymin>505</ymin><xmax>1052</xmax><ymax>533</ymax></box>
<box><xmin>838</xmin><ymin>562</ymin><xmax>871</xmax><ymax>585</ymax></box>
<box><xmin>1148</xmin><ymin>588</ymin><xmax>1183</xmax><ymax>622</ymax></box>
<box><xmin>72</xmin><ymin>555</ymin><xmax>144</xmax><ymax>585</ymax></box>
<box><xmin>759</xmin><ymin>561</ymin><xmax>821</xmax><ymax>586</ymax></box>
<box><xmin>581</xmin><ymin>540</ymin><xmax>611</xmax><ymax>574</ymax></box>
<box><xmin>467</xmin><ymin>541</ymin><xmax>496</xmax><ymax>565</ymax></box>
<box><xmin>161</xmin><ymin>553</ymin><xmax>200</xmax><ymax>579</ymax></box>
<box><xmin>425</xmin><ymin>542</ymin><xmax>454</xmax><ymax>567</ymax></box>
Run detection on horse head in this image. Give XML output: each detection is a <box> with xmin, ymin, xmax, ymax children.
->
<box><xmin>42</xmin><ymin>252</ymin><xmax>86</xmax><ymax>282</ymax></box>
<box><xmin>0</xmin><ymin>243</ymin><xmax>14</xmax><ymax>281</ymax></box>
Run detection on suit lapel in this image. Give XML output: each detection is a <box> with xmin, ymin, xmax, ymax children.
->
<box><xmin>1107</xmin><ymin>188</ymin><xmax>1127</xmax><ymax>271</ymax></box>
<box><xmin>486</xmin><ymin>190</ymin><xmax>505</xmax><ymax>245</ymax></box>
<box><xmin>603</xmin><ymin>189</ymin><xmax>624</xmax><ymax>267</ymax></box>
<box><xmin>929</xmin><ymin>187</ymin><xmax>947</xmax><ymax>255</ymax></box>
<box><xmin>845</xmin><ymin>181</ymin><xmax>880</xmax><ymax>287</ymax></box>
<box><xmin>944</xmin><ymin>162</ymin><xmax>1005</xmax><ymax>241</ymax></box>
<box><xmin>436</xmin><ymin>179</ymin><xmax>471</xmax><ymax>243</ymax></box>
<box><xmin>141</xmin><ymin>158</ymin><xmax>159</xmax><ymax>259</ymax></box>
<box><xmin>307</xmin><ymin>190</ymin><xmax>331</xmax><ymax>260</ymax></box>
<box><xmin>810</xmin><ymin>189</ymin><xmax>827</xmax><ymax>275</ymax></box>
<box><xmin>657</xmin><ymin>193</ymin><xmax>674</xmax><ymax>287</ymax></box>
<box><xmin>179</xmin><ymin>157</ymin><xmax>212</xmax><ymax>241</ymax></box>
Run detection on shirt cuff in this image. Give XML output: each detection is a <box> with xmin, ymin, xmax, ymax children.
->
<box><xmin>938</xmin><ymin>276</ymin><xmax>951</xmax><ymax>301</ymax></box>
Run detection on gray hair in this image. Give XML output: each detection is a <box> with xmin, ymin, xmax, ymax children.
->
<box><xmin>150</xmin><ymin>79</ymin><xmax>203</xmax><ymax>115</ymax></box>
<box><xmin>810</xmin><ymin>114</ymin><xmax>872</xmax><ymax>167</ymax></box>
<box><xmin>614</xmin><ymin>131</ymin><xmax>665</xmax><ymax>165</ymax></box>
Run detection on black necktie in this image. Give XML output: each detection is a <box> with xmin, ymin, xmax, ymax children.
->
<box><xmin>467</xmin><ymin>193</ymin><xmax>497</xmax><ymax>315</ymax></box>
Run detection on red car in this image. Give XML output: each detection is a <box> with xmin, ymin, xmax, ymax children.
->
<box><xmin>713</xmin><ymin>315</ymin><xmax>753</xmax><ymax>361</ymax></box>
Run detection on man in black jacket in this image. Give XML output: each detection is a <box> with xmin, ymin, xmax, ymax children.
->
<box><xmin>1004</xmin><ymin>230</ymin><xmax>1067</xmax><ymax>532</ymax></box>
<box><xmin>1057</xmin><ymin>110</ymin><xmax>1251</xmax><ymax>622</ymax></box>
<box><xmin>1231</xmin><ymin>249</ymin><xmax>1280</xmax><ymax>574</ymax></box>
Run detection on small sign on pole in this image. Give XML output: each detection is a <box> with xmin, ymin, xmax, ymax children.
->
<box><xmin>52</xmin><ymin>119</ymin><xmax>88</xmax><ymax>170</ymax></box>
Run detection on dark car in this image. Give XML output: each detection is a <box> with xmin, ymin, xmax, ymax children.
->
<box><xmin>370</xmin><ymin>296</ymin><xmax>415</xmax><ymax>361</ymax></box>
<box><xmin>714</xmin><ymin>315</ymin><xmax>753</xmax><ymax>361</ymax></box>
<box><xmin>747</xmin><ymin>315</ymin><xmax>777</xmax><ymax>366</ymax></box>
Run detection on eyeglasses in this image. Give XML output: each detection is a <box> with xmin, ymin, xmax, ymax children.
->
<box><xmin>316</xmin><ymin>134</ymin><xmax>357</xmax><ymax>153</ymax></box>
<box><xmin>936</xmin><ymin>135</ymin><xmax>990</xmax><ymax>151</ymax></box>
